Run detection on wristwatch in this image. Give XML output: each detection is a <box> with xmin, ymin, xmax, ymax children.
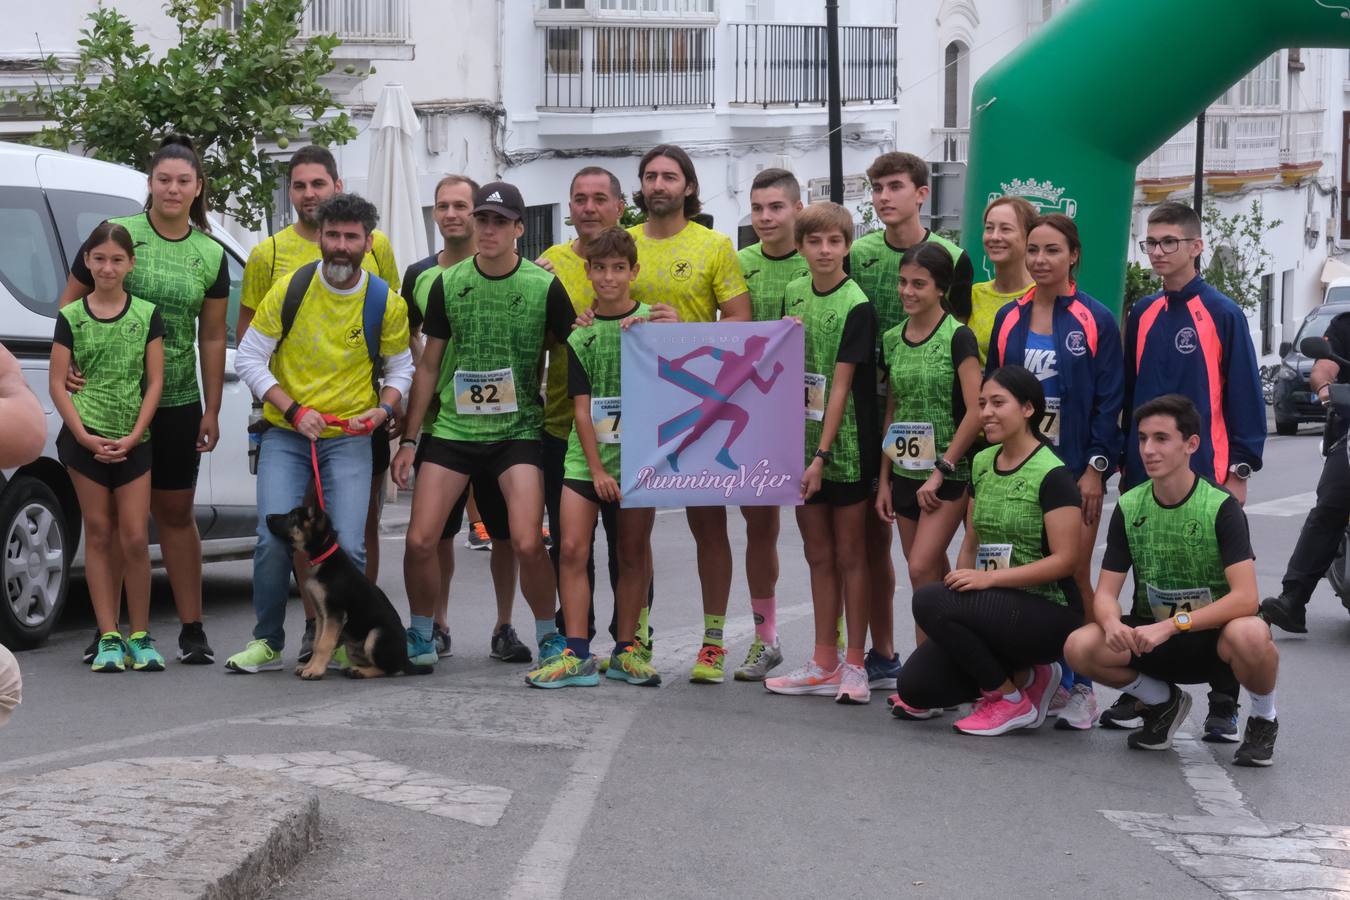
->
<box><xmin>1228</xmin><ymin>462</ymin><xmax>1253</xmax><ymax>480</ymax></box>
<box><xmin>1173</xmin><ymin>612</ymin><xmax>1193</xmax><ymax>632</ymax></box>
<box><xmin>934</xmin><ymin>457</ymin><xmax>956</xmax><ymax>476</ymax></box>
<box><xmin>1088</xmin><ymin>455</ymin><xmax>1109</xmax><ymax>473</ymax></box>
<box><xmin>814</xmin><ymin>448</ymin><xmax>834</xmax><ymax>464</ymax></box>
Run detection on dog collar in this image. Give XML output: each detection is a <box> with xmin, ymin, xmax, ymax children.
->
<box><xmin>309</xmin><ymin>543</ymin><xmax>339</xmax><ymax>566</ymax></box>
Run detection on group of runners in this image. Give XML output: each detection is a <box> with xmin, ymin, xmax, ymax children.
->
<box><xmin>51</xmin><ymin>136</ymin><xmax>1282</xmax><ymax>766</ymax></box>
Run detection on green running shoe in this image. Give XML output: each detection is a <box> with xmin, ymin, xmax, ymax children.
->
<box><xmin>125</xmin><ymin>631</ymin><xmax>165</xmax><ymax>672</ymax></box>
<box><xmin>606</xmin><ymin>646</ymin><xmax>661</xmax><ymax>686</ymax></box>
<box><xmin>525</xmin><ymin>649</ymin><xmax>599</xmax><ymax>689</ymax></box>
<box><xmin>91</xmin><ymin>633</ymin><xmax>126</xmax><ymax>673</ymax></box>
<box><xmin>224</xmin><ymin>639</ymin><xmax>283</xmax><ymax>673</ymax></box>
<box><xmin>329</xmin><ymin>645</ymin><xmax>350</xmax><ymax>670</ymax></box>
<box><xmin>689</xmin><ymin>644</ymin><xmax>726</xmax><ymax>684</ymax></box>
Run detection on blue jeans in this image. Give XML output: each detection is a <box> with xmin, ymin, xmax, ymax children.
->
<box><xmin>252</xmin><ymin>428</ymin><xmax>372</xmax><ymax>649</ymax></box>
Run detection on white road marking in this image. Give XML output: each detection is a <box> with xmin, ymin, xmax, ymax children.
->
<box><xmin>1243</xmin><ymin>491</ymin><xmax>1319</xmax><ymax>518</ymax></box>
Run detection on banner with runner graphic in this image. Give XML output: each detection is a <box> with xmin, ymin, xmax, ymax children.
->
<box><xmin>620</xmin><ymin>321</ymin><xmax>804</xmax><ymax>508</ymax></box>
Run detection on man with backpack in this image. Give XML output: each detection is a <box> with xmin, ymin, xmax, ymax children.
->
<box><xmin>227</xmin><ymin>194</ymin><xmax>414</xmax><ymax>672</ymax></box>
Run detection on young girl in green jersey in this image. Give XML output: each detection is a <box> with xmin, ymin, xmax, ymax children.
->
<box><xmin>526</xmin><ymin>228</ymin><xmax>673</xmax><ymax>688</ymax></box>
<box><xmin>51</xmin><ymin>223</ymin><xmax>165</xmax><ymax>673</ymax></box>
<box><xmin>876</xmin><ymin>243</ymin><xmax>983</xmax><ymax>670</ymax></box>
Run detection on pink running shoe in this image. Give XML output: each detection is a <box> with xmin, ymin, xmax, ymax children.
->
<box><xmin>1048</xmin><ymin>685</ymin><xmax>1071</xmax><ymax>716</ymax></box>
<box><xmin>953</xmin><ymin>690</ymin><xmax>1037</xmax><ymax>736</ymax></box>
<box><xmin>1054</xmin><ymin>683</ymin><xmax>1099</xmax><ymax>730</ymax></box>
<box><xmin>1023</xmin><ymin>662</ymin><xmax>1063</xmax><ymax>730</ymax></box>
<box><xmin>835</xmin><ymin>662</ymin><xmax>871</xmax><ymax>705</ymax></box>
<box><xmin>889</xmin><ymin>693</ymin><xmax>941</xmax><ymax>720</ymax></box>
<box><xmin>764</xmin><ymin>660</ymin><xmax>842</xmax><ymax>696</ymax></box>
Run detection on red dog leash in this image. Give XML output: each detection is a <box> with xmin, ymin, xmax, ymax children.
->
<box><xmin>293</xmin><ymin>407</ymin><xmax>373</xmax><ymax>512</ymax></box>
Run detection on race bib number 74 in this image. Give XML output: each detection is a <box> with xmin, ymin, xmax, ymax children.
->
<box><xmin>454</xmin><ymin>368</ymin><xmax>518</xmax><ymax>415</ymax></box>
<box><xmin>1146</xmin><ymin>585</ymin><xmax>1213</xmax><ymax>623</ymax></box>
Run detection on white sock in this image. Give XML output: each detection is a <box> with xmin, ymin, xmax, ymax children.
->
<box><xmin>1248</xmin><ymin>690</ymin><xmax>1276</xmax><ymax>720</ymax></box>
<box><xmin>1123</xmin><ymin>674</ymin><xmax>1171</xmax><ymax>706</ymax></box>
<box><xmin>1004</xmin><ymin>689</ymin><xmax>1023</xmax><ymax>704</ymax></box>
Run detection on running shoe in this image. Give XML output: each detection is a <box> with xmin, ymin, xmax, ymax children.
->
<box><xmin>764</xmin><ymin>660</ymin><xmax>842</xmax><ymax>696</ymax></box>
<box><xmin>1099</xmin><ymin>694</ymin><xmax>1144</xmax><ymax>729</ymax></box>
<box><xmin>175</xmin><ymin>621</ymin><xmax>213</xmax><ymax>665</ymax></box>
<box><xmin>224</xmin><ymin>639</ymin><xmax>283</xmax><ymax>674</ymax></box>
<box><xmin>1023</xmin><ymin>662</ymin><xmax>1062</xmax><ymax>730</ymax></box>
<box><xmin>733</xmin><ymin>637</ymin><xmax>783</xmax><ymax>681</ymax></box>
<box><xmin>525</xmin><ymin>649</ymin><xmax>599</xmax><ymax>689</ymax></box>
<box><xmin>538</xmin><ymin>631</ymin><xmax>566</xmax><ymax>663</ymax></box>
<box><xmin>1202</xmin><ymin>690</ymin><xmax>1240</xmax><ymax>744</ymax></box>
<box><xmin>126</xmin><ymin>632</ymin><xmax>165</xmax><ymax>672</ymax></box>
<box><xmin>90</xmin><ymin>633</ymin><xmax>127</xmax><ymax>673</ymax></box>
<box><xmin>406</xmin><ymin>630</ymin><xmax>438</xmax><ymax>668</ymax></box>
<box><xmin>835</xmin><ymin>615</ymin><xmax>845</xmax><ymax>655</ymax></box>
<box><xmin>82</xmin><ymin>630</ymin><xmax>101</xmax><ymax>664</ymax></box>
<box><xmin>1232</xmin><ymin>716</ymin><xmax>1278</xmax><ymax>767</ymax></box>
<box><xmin>1054</xmin><ymin>683</ymin><xmax>1099</xmax><ymax>731</ymax></box>
<box><xmin>889</xmin><ymin>694</ymin><xmax>941</xmax><ymax>720</ymax></box>
<box><xmin>607</xmin><ymin>646</ymin><xmax>662</xmax><ymax>686</ymax></box>
<box><xmin>1048</xmin><ymin>685</ymin><xmax>1071</xmax><ymax>717</ymax></box>
<box><xmin>296</xmin><ymin>618</ymin><xmax>317</xmax><ymax>664</ymax></box>
<box><xmin>465</xmin><ymin>521</ymin><xmax>492</xmax><ymax>551</ymax></box>
<box><xmin>1259</xmin><ymin>594</ymin><xmax>1307</xmax><ymax>634</ymax></box>
<box><xmin>835</xmin><ymin>662</ymin><xmax>871</xmax><ymax>705</ymax></box>
<box><xmin>633</xmin><ymin>632</ymin><xmax>654</xmax><ymax>665</ymax></box>
<box><xmin>490</xmin><ymin>624</ymin><xmax>532</xmax><ymax>663</ymax></box>
<box><xmin>1127</xmin><ymin>684</ymin><xmax>1193</xmax><ymax>751</ymax></box>
<box><xmin>953</xmin><ymin>690</ymin><xmax>1037</xmax><ymax>736</ymax></box>
<box><xmin>689</xmin><ymin>644</ymin><xmax>727</xmax><ymax>684</ymax></box>
<box><xmin>864</xmin><ymin>649</ymin><xmax>901</xmax><ymax>690</ymax></box>
<box><xmin>329</xmin><ymin>646</ymin><xmax>349</xmax><ymax>671</ymax></box>
<box><xmin>433</xmin><ymin>623</ymin><xmax>453</xmax><ymax>659</ymax></box>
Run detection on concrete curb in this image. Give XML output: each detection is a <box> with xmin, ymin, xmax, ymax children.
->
<box><xmin>0</xmin><ymin>758</ymin><xmax>318</xmax><ymax>900</ymax></box>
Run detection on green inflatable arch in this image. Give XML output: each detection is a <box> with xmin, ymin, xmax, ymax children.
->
<box><xmin>964</xmin><ymin>0</ymin><xmax>1350</xmax><ymax>313</ymax></box>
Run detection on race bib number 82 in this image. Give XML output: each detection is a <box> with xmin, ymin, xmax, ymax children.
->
<box><xmin>454</xmin><ymin>368</ymin><xmax>519</xmax><ymax>415</ymax></box>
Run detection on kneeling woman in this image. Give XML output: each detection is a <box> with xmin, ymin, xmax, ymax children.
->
<box><xmin>893</xmin><ymin>366</ymin><xmax>1083</xmax><ymax>735</ymax></box>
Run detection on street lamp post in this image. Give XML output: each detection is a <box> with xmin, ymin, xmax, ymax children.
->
<box><xmin>826</xmin><ymin>0</ymin><xmax>843</xmax><ymax>205</ymax></box>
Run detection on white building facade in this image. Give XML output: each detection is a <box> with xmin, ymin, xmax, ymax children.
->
<box><xmin>4</xmin><ymin>0</ymin><xmax>1347</xmax><ymax>360</ymax></box>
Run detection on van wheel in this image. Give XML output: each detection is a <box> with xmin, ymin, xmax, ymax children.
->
<box><xmin>0</xmin><ymin>476</ymin><xmax>70</xmax><ymax>649</ymax></box>
<box><xmin>1275</xmin><ymin>418</ymin><xmax>1298</xmax><ymax>436</ymax></box>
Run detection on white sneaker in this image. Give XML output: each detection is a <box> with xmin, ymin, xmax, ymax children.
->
<box><xmin>1054</xmin><ymin>683</ymin><xmax>1099</xmax><ymax>731</ymax></box>
<box><xmin>834</xmin><ymin>662</ymin><xmax>871</xmax><ymax>705</ymax></box>
<box><xmin>733</xmin><ymin>637</ymin><xmax>783</xmax><ymax>681</ymax></box>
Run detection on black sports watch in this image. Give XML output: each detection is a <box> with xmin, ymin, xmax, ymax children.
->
<box><xmin>934</xmin><ymin>457</ymin><xmax>956</xmax><ymax>476</ymax></box>
<box><xmin>814</xmin><ymin>448</ymin><xmax>834</xmax><ymax>464</ymax></box>
<box><xmin>1228</xmin><ymin>462</ymin><xmax>1253</xmax><ymax>480</ymax></box>
<box><xmin>1088</xmin><ymin>455</ymin><xmax>1109</xmax><ymax>473</ymax></box>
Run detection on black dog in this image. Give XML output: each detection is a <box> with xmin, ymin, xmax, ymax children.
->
<box><xmin>266</xmin><ymin>505</ymin><xmax>431</xmax><ymax>679</ymax></box>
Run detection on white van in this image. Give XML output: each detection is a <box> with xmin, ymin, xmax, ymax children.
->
<box><xmin>0</xmin><ymin>141</ymin><xmax>259</xmax><ymax>648</ymax></box>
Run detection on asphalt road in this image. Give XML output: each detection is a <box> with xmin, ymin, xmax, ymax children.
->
<box><xmin>4</xmin><ymin>426</ymin><xmax>1349</xmax><ymax>899</ymax></box>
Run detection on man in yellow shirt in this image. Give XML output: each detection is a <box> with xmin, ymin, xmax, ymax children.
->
<box><xmin>237</xmin><ymin>146</ymin><xmax>402</xmax><ymax>664</ymax></box>
<box><xmin>627</xmin><ymin>144</ymin><xmax>751</xmax><ymax>684</ymax></box>
<box><xmin>227</xmin><ymin>193</ymin><xmax>413</xmax><ymax>673</ymax></box>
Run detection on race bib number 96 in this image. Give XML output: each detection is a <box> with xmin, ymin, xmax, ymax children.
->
<box><xmin>883</xmin><ymin>422</ymin><xmax>936</xmax><ymax>470</ymax></box>
<box><xmin>1146</xmin><ymin>584</ymin><xmax>1213</xmax><ymax>623</ymax></box>
<box><xmin>454</xmin><ymin>368</ymin><xmax>519</xmax><ymax>415</ymax></box>
<box><xmin>591</xmin><ymin>396</ymin><xmax>621</xmax><ymax>444</ymax></box>
<box><xmin>805</xmin><ymin>373</ymin><xmax>826</xmax><ymax>422</ymax></box>
<box><xmin>976</xmin><ymin>543</ymin><xmax>1013</xmax><ymax>571</ymax></box>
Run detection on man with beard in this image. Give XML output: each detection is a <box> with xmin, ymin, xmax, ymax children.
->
<box><xmin>227</xmin><ymin>194</ymin><xmax>413</xmax><ymax>672</ymax></box>
<box><xmin>627</xmin><ymin>144</ymin><xmax>751</xmax><ymax>684</ymax></box>
<box><xmin>237</xmin><ymin>146</ymin><xmax>403</xmax><ymax>663</ymax></box>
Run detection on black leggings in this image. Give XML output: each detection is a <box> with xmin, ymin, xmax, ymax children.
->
<box><xmin>897</xmin><ymin>583</ymin><xmax>1083</xmax><ymax>710</ymax></box>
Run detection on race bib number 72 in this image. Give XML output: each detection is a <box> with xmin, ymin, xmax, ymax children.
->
<box><xmin>976</xmin><ymin>543</ymin><xmax>1013</xmax><ymax>571</ymax></box>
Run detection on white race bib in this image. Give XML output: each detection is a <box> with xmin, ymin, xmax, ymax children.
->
<box><xmin>590</xmin><ymin>396</ymin><xmax>621</xmax><ymax>444</ymax></box>
<box><xmin>805</xmin><ymin>373</ymin><xmax>827</xmax><ymax>422</ymax></box>
<box><xmin>976</xmin><ymin>543</ymin><xmax>1014</xmax><ymax>571</ymax></box>
<box><xmin>1146</xmin><ymin>584</ymin><xmax>1213</xmax><ymax>623</ymax></box>
<box><xmin>883</xmin><ymin>422</ymin><xmax>937</xmax><ymax>470</ymax></box>
<box><xmin>1041</xmin><ymin>396</ymin><xmax>1061</xmax><ymax>446</ymax></box>
<box><xmin>454</xmin><ymin>368</ymin><xmax>518</xmax><ymax>415</ymax></box>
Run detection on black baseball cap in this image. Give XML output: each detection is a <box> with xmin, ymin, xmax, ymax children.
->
<box><xmin>473</xmin><ymin>182</ymin><xmax>525</xmax><ymax>220</ymax></box>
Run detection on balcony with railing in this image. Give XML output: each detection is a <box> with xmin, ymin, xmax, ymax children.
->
<box><xmin>728</xmin><ymin>23</ymin><xmax>898</xmax><ymax>110</ymax></box>
<box><xmin>221</xmin><ymin>0</ymin><xmax>412</xmax><ymax>59</ymax></box>
<box><xmin>932</xmin><ymin>127</ymin><xmax>969</xmax><ymax>163</ymax></box>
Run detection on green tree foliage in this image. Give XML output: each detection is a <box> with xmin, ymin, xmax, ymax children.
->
<box><xmin>20</xmin><ymin>0</ymin><xmax>356</xmax><ymax>229</ymax></box>
<box><xmin>1123</xmin><ymin>260</ymin><xmax>1161</xmax><ymax>318</ymax></box>
<box><xmin>1202</xmin><ymin>199</ymin><xmax>1282</xmax><ymax>311</ymax></box>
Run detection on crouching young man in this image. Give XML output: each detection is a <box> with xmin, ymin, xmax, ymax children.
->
<box><xmin>1064</xmin><ymin>394</ymin><xmax>1279</xmax><ymax>766</ymax></box>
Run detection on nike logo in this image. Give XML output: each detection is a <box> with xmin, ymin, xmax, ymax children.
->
<box><xmin>1132</xmin><ymin>516</ymin><xmax>1147</xmax><ymax>527</ymax></box>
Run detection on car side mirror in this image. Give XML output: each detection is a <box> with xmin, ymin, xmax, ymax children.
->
<box><xmin>1279</xmin><ymin>341</ymin><xmax>1292</xmax><ymax>358</ymax></box>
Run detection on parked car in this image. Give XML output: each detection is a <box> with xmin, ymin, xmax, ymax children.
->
<box><xmin>0</xmin><ymin>141</ymin><xmax>259</xmax><ymax>649</ymax></box>
<box><xmin>1272</xmin><ymin>290</ymin><xmax>1350</xmax><ymax>436</ymax></box>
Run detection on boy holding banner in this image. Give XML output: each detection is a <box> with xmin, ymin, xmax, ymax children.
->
<box><xmin>527</xmin><ymin>228</ymin><xmax>676</xmax><ymax>688</ymax></box>
<box><xmin>765</xmin><ymin>203</ymin><xmax>879</xmax><ymax>705</ymax></box>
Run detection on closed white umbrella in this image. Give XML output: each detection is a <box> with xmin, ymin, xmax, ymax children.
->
<box><xmin>367</xmin><ymin>82</ymin><xmax>428</xmax><ymax>280</ymax></box>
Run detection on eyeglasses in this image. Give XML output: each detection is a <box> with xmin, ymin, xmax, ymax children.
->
<box><xmin>1138</xmin><ymin>236</ymin><xmax>1199</xmax><ymax>255</ymax></box>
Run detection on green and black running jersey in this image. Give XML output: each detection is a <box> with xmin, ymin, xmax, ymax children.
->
<box><xmin>71</xmin><ymin>213</ymin><xmax>229</xmax><ymax>408</ymax></box>
<box><xmin>970</xmin><ymin>443</ymin><xmax>1082</xmax><ymax>607</ymax></box>
<box><xmin>880</xmin><ymin>314</ymin><xmax>978</xmax><ymax>481</ymax></box>
<box><xmin>849</xmin><ymin>229</ymin><xmax>970</xmax><ymax>355</ymax></box>
<box><xmin>53</xmin><ymin>295</ymin><xmax>165</xmax><ymax>440</ymax></box>
<box><xmin>1105</xmin><ymin>477</ymin><xmax>1253</xmax><ymax>621</ymax></box>
<box><xmin>421</xmin><ymin>255</ymin><xmax>576</xmax><ymax>442</ymax></box>
<box><xmin>564</xmin><ymin>302</ymin><xmax>650</xmax><ymax>483</ymax></box>
<box><xmin>402</xmin><ymin>256</ymin><xmax>453</xmax><ymax>430</ymax></box>
<box><xmin>785</xmin><ymin>274</ymin><xmax>877</xmax><ymax>483</ymax></box>
<box><xmin>738</xmin><ymin>243</ymin><xmax>809</xmax><ymax>322</ymax></box>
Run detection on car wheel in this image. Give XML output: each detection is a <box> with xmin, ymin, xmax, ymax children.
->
<box><xmin>0</xmin><ymin>476</ymin><xmax>70</xmax><ymax>649</ymax></box>
<box><xmin>1275</xmin><ymin>418</ymin><xmax>1298</xmax><ymax>436</ymax></box>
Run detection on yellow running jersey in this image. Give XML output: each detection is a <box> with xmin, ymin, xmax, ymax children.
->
<box><xmin>241</xmin><ymin>224</ymin><xmax>399</xmax><ymax>311</ymax></box>
<box><xmin>540</xmin><ymin>241</ymin><xmax>596</xmax><ymax>440</ymax></box>
<box><xmin>968</xmin><ymin>280</ymin><xmax>1032</xmax><ymax>366</ymax></box>
<box><xmin>627</xmin><ymin>221</ymin><xmax>746</xmax><ymax>323</ymax></box>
